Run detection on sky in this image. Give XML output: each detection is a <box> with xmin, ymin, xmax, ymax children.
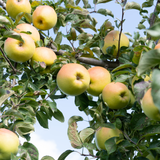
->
<box><xmin>19</xmin><ymin>0</ymin><xmax>154</xmax><ymax>160</ymax></box>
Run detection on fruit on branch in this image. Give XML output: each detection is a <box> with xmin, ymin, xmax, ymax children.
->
<box><xmin>95</xmin><ymin>127</ymin><xmax>122</xmax><ymax>150</ymax></box>
<box><xmin>6</xmin><ymin>0</ymin><xmax>31</xmax><ymax>19</ymax></box>
<box><xmin>32</xmin><ymin>5</ymin><xmax>57</xmax><ymax>30</ymax></box>
<box><xmin>141</xmin><ymin>88</ymin><xmax>160</xmax><ymax>121</ymax></box>
<box><xmin>87</xmin><ymin>66</ymin><xmax>111</xmax><ymax>96</ymax></box>
<box><xmin>56</xmin><ymin>63</ymin><xmax>90</xmax><ymax>96</ymax></box>
<box><xmin>14</xmin><ymin>23</ymin><xmax>40</xmax><ymax>43</ymax></box>
<box><xmin>0</xmin><ymin>128</ymin><xmax>19</xmax><ymax>160</ymax></box>
<box><xmin>102</xmin><ymin>82</ymin><xmax>130</xmax><ymax>109</ymax></box>
<box><xmin>4</xmin><ymin>33</ymin><xmax>35</xmax><ymax>63</ymax></box>
<box><xmin>102</xmin><ymin>30</ymin><xmax>129</xmax><ymax>58</ymax></box>
<box><xmin>31</xmin><ymin>47</ymin><xmax>57</xmax><ymax>66</ymax></box>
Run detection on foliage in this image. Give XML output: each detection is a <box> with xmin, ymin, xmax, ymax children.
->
<box><xmin>1</xmin><ymin>0</ymin><xmax>160</xmax><ymax>160</ymax></box>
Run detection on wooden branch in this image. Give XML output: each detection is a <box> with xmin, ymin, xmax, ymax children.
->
<box><xmin>0</xmin><ymin>0</ymin><xmax>6</xmax><ymax>9</ymax></box>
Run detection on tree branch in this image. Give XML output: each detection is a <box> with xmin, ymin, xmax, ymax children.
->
<box><xmin>0</xmin><ymin>0</ymin><xmax>6</xmax><ymax>9</ymax></box>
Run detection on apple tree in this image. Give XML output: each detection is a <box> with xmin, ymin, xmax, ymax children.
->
<box><xmin>1</xmin><ymin>0</ymin><xmax>160</xmax><ymax>160</ymax></box>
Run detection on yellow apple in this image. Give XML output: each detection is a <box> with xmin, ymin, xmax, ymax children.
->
<box><xmin>102</xmin><ymin>30</ymin><xmax>129</xmax><ymax>57</ymax></box>
<box><xmin>56</xmin><ymin>63</ymin><xmax>90</xmax><ymax>96</ymax></box>
<box><xmin>87</xmin><ymin>66</ymin><xmax>111</xmax><ymax>96</ymax></box>
<box><xmin>141</xmin><ymin>88</ymin><xmax>160</xmax><ymax>121</ymax></box>
<box><xmin>4</xmin><ymin>33</ymin><xmax>35</xmax><ymax>63</ymax></box>
<box><xmin>95</xmin><ymin>127</ymin><xmax>122</xmax><ymax>150</ymax></box>
<box><xmin>0</xmin><ymin>128</ymin><xmax>19</xmax><ymax>160</ymax></box>
<box><xmin>32</xmin><ymin>5</ymin><xmax>57</xmax><ymax>30</ymax></box>
<box><xmin>6</xmin><ymin>0</ymin><xmax>31</xmax><ymax>19</ymax></box>
<box><xmin>14</xmin><ymin>23</ymin><xmax>40</xmax><ymax>43</ymax></box>
<box><xmin>102</xmin><ymin>82</ymin><xmax>130</xmax><ymax>109</ymax></box>
<box><xmin>31</xmin><ymin>47</ymin><xmax>57</xmax><ymax>66</ymax></box>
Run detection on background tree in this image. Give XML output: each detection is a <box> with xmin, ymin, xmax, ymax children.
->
<box><xmin>1</xmin><ymin>0</ymin><xmax>160</xmax><ymax>160</ymax></box>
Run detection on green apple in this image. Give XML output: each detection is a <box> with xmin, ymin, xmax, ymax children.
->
<box><xmin>141</xmin><ymin>88</ymin><xmax>160</xmax><ymax>121</ymax></box>
<box><xmin>14</xmin><ymin>23</ymin><xmax>40</xmax><ymax>43</ymax></box>
<box><xmin>31</xmin><ymin>47</ymin><xmax>57</xmax><ymax>66</ymax></box>
<box><xmin>56</xmin><ymin>63</ymin><xmax>90</xmax><ymax>96</ymax></box>
<box><xmin>6</xmin><ymin>0</ymin><xmax>31</xmax><ymax>19</ymax></box>
<box><xmin>102</xmin><ymin>30</ymin><xmax>129</xmax><ymax>58</ymax></box>
<box><xmin>87</xmin><ymin>66</ymin><xmax>111</xmax><ymax>96</ymax></box>
<box><xmin>4</xmin><ymin>33</ymin><xmax>35</xmax><ymax>63</ymax></box>
<box><xmin>95</xmin><ymin>127</ymin><xmax>122</xmax><ymax>150</ymax></box>
<box><xmin>32</xmin><ymin>5</ymin><xmax>57</xmax><ymax>30</ymax></box>
<box><xmin>102</xmin><ymin>82</ymin><xmax>130</xmax><ymax>109</ymax></box>
<box><xmin>0</xmin><ymin>128</ymin><xmax>19</xmax><ymax>160</ymax></box>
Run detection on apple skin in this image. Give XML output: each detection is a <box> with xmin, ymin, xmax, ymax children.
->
<box><xmin>6</xmin><ymin>0</ymin><xmax>31</xmax><ymax>19</ymax></box>
<box><xmin>14</xmin><ymin>23</ymin><xmax>40</xmax><ymax>43</ymax></box>
<box><xmin>87</xmin><ymin>66</ymin><xmax>111</xmax><ymax>96</ymax></box>
<box><xmin>141</xmin><ymin>88</ymin><xmax>160</xmax><ymax>121</ymax></box>
<box><xmin>0</xmin><ymin>128</ymin><xmax>19</xmax><ymax>160</ymax></box>
<box><xmin>31</xmin><ymin>47</ymin><xmax>57</xmax><ymax>66</ymax></box>
<box><xmin>32</xmin><ymin>5</ymin><xmax>57</xmax><ymax>30</ymax></box>
<box><xmin>95</xmin><ymin>127</ymin><xmax>122</xmax><ymax>150</ymax></box>
<box><xmin>4</xmin><ymin>33</ymin><xmax>35</xmax><ymax>63</ymax></box>
<box><xmin>102</xmin><ymin>82</ymin><xmax>130</xmax><ymax>109</ymax></box>
<box><xmin>154</xmin><ymin>43</ymin><xmax>160</xmax><ymax>49</ymax></box>
<box><xmin>56</xmin><ymin>63</ymin><xmax>90</xmax><ymax>96</ymax></box>
<box><xmin>102</xmin><ymin>30</ymin><xmax>129</xmax><ymax>57</ymax></box>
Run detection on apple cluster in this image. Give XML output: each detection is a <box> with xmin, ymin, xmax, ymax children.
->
<box><xmin>4</xmin><ymin>0</ymin><xmax>57</xmax><ymax>67</ymax></box>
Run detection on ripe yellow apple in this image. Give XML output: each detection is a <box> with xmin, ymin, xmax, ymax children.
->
<box><xmin>0</xmin><ymin>128</ymin><xmax>19</xmax><ymax>160</ymax></box>
<box><xmin>102</xmin><ymin>82</ymin><xmax>130</xmax><ymax>109</ymax></box>
<box><xmin>87</xmin><ymin>66</ymin><xmax>111</xmax><ymax>96</ymax></box>
<box><xmin>6</xmin><ymin>0</ymin><xmax>31</xmax><ymax>19</ymax></box>
<box><xmin>141</xmin><ymin>88</ymin><xmax>160</xmax><ymax>121</ymax></box>
<box><xmin>31</xmin><ymin>47</ymin><xmax>57</xmax><ymax>66</ymax></box>
<box><xmin>102</xmin><ymin>30</ymin><xmax>129</xmax><ymax>57</ymax></box>
<box><xmin>14</xmin><ymin>23</ymin><xmax>40</xmax><ymax>43</ymax></box>
<box><xmin>56</xmin><ymin>63</ymin><xmax>90</xmax><ymax>96</ymax></box>
<box><xmin>32</xmin><ymin>5</ymin><xmax>57</xmax><ymax>30</ymax></box>
<box><xmin>4</xmin><ymin>33</ymin><xmax>35</xmax><ymax>63</ymax></box>
<box><xmin>95</xmin><ymin>127</ymin><xmax>122</xmax><ymax>150</ymax></box>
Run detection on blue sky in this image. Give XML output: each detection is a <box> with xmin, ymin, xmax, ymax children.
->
<box><xmin>20</xmin><ymin>0</ymin><xmax>154</xmax><ymax>159</ymax></box>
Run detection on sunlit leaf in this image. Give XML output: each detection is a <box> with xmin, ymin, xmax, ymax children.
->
<box><xmin>41</xmin><ymin>156</ymin><xmax>55</xmax><ymax>160</ymax></box>
<box><xmin>0</xmin><ymin>90</ymin><xmax>14</xmax><ymax>106</ymax></box>
<box><xmin>125</xmin><ymin>2</ymin><xmax>141</xmax><ymax>11</ymax></box>
<box><xmin>58</xmin><ymin>150</ymin><xmax>74</xmax><ymax>160</ymax></box>
<box><xmin>79</xmin><ymin>128</ymin><xmax>95</xmax><ymax>142</ymax></box>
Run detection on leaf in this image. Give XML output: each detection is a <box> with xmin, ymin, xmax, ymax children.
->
<box><xmin>97</xmin><ymin>9</ymin><xmax>114</xmax><ymax>17</ymax></box>
<box><xmin>112</xmin><ymin>63</ymin><xmax>133</xmax><ymax>72</ymax></box>
<box><xmin>72</xmin><ymin>8</ymin><xmax>89</xmax><ymax>15</ymax></box>
<box><xmin>137</xmin><ymin>49</ymin><xmax>160</xmax><ymax>76</ymax></box>
<box><xmin>52</xmin><ymin>109</ymin><xmax>65</xmax><ymax>122</ymax></box>
<box><xmin>3</xmin><ymin>31</ymin><xmax>24</xmax><ymax>41</ymax></box>
<box><xmin>41</xmin><ymin>156</ymin><xmax>55</xmax><ymax>160</ymax></box>
<box><xmin>96</xmin><ymin>0</ymin><xmax>112</xmax><ymax>4</ymax></box>
<box><xmin>125</xmin><ymin>2</ymin><xmax>141</xmax><ymax>11</ymax></box>
<box><xmin>142</xmin><ymin>0</ymin><xmax>154</xmax><ymax>8</ymax></box>
<box><xmin>54</xmin><ymin>32</ymin><xmax>62</xmax><ymax>44</ymax></box>
<box><xmin>0</xmin><ymin>15</ymin><xmax>11</xmax><ymax>25</ymax></box>
<box><xmin>36</xmin><ymin>111</ymin><xmax>48</xmax><ymax>128</ymax></box>
<box><xmin>79</xmin><ymin>128</ymin><xmax>95</xmax><ymax>143</ymax></box>
<box><xmin>104</xmin><ymin>137</ymin><xmax>117</xmax><ymax>155</ymax></box>
<box><xmin>0</xmin><ymin>90</ymin><xmax>14</xmax><ymax>106</ymax></box>
<box><xmin>68</xmin><ymin>116</ymin><xmax>83</xmax><ymax>125</ymax></box>
<box><xmin>151</xmin><ymin>69</ymin><xmax>160</xmax><ymax>110</ymax></box>
<box><xmin>57</xmin><ymin>150</ymin><xmax>74</xmax><ymax>160</ymax></box>
<box><xmin>22</xmin><ymin>142</ymin><xmax>39</xmax><ymax>160</ymax></box>
<box><xmin>4</xmin><ymin>109</ymin><xmax>24</xmax><ymax>119</ymax></box>
<box><xmin>146</xmin><ymin>22</ymin><xmax>160</xmax><ymax>39</ymax></box>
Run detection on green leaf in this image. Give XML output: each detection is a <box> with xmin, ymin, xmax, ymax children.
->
<box><xmin>142</xmin><ymin>0</ymin><xmax>154</xmax><ymax>8</ymax></box>
<box><xmin>0</xmin><ymin>15</ymin><xmax>11</xmax><ymax>25</ymax></box>
<box><xmin>96</xmin><ymin>0</ymin><xmax>112</xmax><ymax>4</ymax></box>
<box><xmin>97</xmin><ymin>9</ymin><xmax>114</xmax><ymax>17</ymax></box>
<box><xmin>57</xmin><ymin>150</ymin><xmax>74</xmax><ymax>160</ymax></box>
<box><xmin>151</xmin><ymin>69</ymin><xmax>160</xmax><ymax>110</ymax></box>
<box><xmin>137</xmin><ymin>49</ymin><xmax>160</xmax><ymax>76</ymax></box>
<box><xmin>22</xmin><ymin>142</ymin><xmax>39</xmax><ymax>160</ymax></box>
<box><xmin>68</xmin><ymin>116</ymin><xmax>83</xmax><ymax>125</ymax></box>
<box><xmin>79</xmin><ymin>128</ymin><xmax>95</xmax><ymax>143</ymax></box>
<box><xmin>36</xmin><ymin>111</ymin><xmax>49</xmax><ymax>128</ymax></box>
<box><xmin>52</xmin><ymin>109</ymin><xmax>65</xmax><ymax>122</ymax></box>
<box><xmin>104</xmin><ymin>137</ymin><xmax>117</xmax><ymax>155</ymax></box>
<box><xmin>3</xmin><ymin>31</ymin><xmax>24</xmax><ymax>41</ymax></box>
<box><xmin>41</xmin><ymin>156</ymin><xmax>55</xmax><ymax>160</ymax></box>
<box><xmin>54</xmin><ymin>32</ymin><xmax>62</xmax><ymax>44</ymax></box>
<box><xmin>0</xmin><ymin>90</ymin><xmax>14</xmax><ymax>106</ymax></box>
<box><xmin>4</xmin><ymin>109</ymin><xmax>24</xmax><ymax>120</ymax></box>
<box><xmin>146</xmin><ymin>22</ymin><xmax>160</xmax><ymax>39</ymax></box>
<box><xmin>72</xmin><ymin>8</ymin><xmax>89</xmax><ymax>15</ymax></box>
<box><xmin>112</xmin><ymin>63</ymin><xmax>133</xmax><ymax>72</ymax></box>
<box><xmin>125</xmin><ymin>2</ymin><xmax>141</xmax><ymax>11</ymax></box>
